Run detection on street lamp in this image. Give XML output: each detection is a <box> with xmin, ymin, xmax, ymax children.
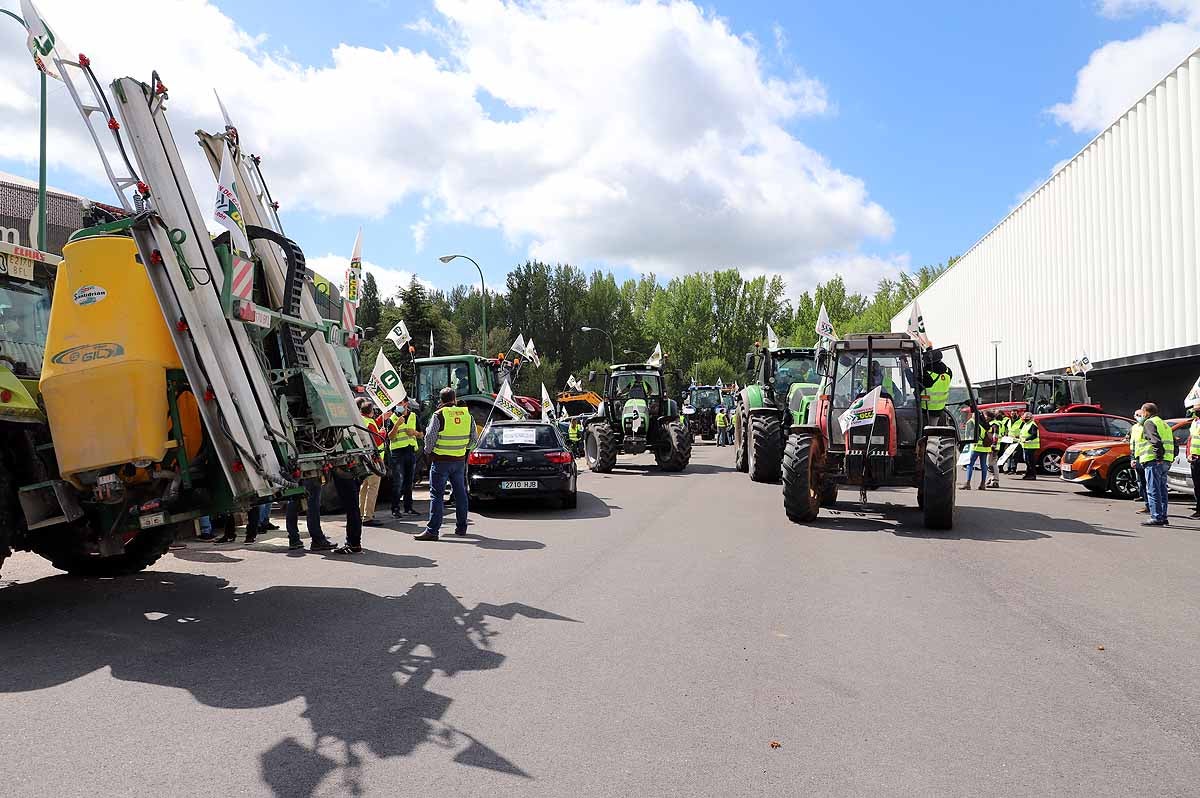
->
<box><xmin>581</xmin><ymin>326</ymin><xmax>615</xmax><ymax>363</ymax></box>
<box><xmin>990</xmin><ymin>340</ymin><xmax>1002</xmax><ymax>403</ymax></box>
<box><xmin>1</xmin><ymin>9</ymin><xmax>47</xmax><ymax>250</ymax></box>
<box><xmin>439</xmin><ymin>254</ymin><xmax>486</xmax><ymax>354</ymax></box>
<box><xmin>622</xmin><ymin>348</ymin><xmax>645</xmax><ymax>360</ymax></box>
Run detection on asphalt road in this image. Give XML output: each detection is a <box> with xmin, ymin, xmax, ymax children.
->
<box><xmin>2</xmin><ymin>445</ymin><xmax>1199</xmax><ymax>797</ymax></box>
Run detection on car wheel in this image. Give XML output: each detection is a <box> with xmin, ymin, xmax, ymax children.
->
<box><xmin>1108</xmin><ymin>462</ymin><xmax>1141</xmax><ymax>500</ymax></box>
<box><xmin>1040</xmin><ymin>449</ymin><xmax>1063</xmax><ymax>475</ymax></box>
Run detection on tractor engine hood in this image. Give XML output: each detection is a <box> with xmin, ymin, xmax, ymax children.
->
<box><xmin>621</xmin><ymin>399</ymin><xmax>649</xmax><ymax>435</ymax></box>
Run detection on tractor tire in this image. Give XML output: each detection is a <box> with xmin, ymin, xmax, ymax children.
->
<box><xmin>31</xmin><ymin>521</ymin><xmax>182</xmax><ymax>577</ymax></box>
<box><xmin>734</xmin><ymin>400</ymin><xmax>749</xmax><ymax>473</ymax></box>
<box><xmin>586</xmin><ymin>425</ymin><xmax>618</xmax><ymax>473</ymax></box>
<box><xmin>655</xmin><ymin>421</ymin><xmax>692</xmax><ymax>472</ymax></box>
<box><xmin>748</xmin><ymin>413</ymin><xmax>783</xmax><ymax>483</ymax></box>
<box><xmin>922</xmin><ymin>436</ymin><xmax>957</xmax><ymax>530</ymax></box>
<box><xmin>781</xmin><ymin>433</ymin><xmax>821</xmax><ymax>523</ymax></box>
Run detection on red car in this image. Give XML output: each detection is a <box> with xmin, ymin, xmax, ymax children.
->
<box><xmin>1025</xmin><ymin>413</ymin><xmax>1134</xmax><ymax>475</ymax></box>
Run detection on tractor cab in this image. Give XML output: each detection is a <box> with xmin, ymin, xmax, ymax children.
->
<box><xmin>1024</xmin><ymin>374</ymin><xmax>1097</xmax><ymax>414</ymax></box>
<box><xmin>0</xmin><ymin>242</ymin><xmax>59</xmax><ymax>423</ymax></box>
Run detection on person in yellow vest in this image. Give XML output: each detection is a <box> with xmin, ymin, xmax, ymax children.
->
<box><xmin>919</xmin><ymin>352</ymin><xmax>953</xmax><ymax>426</ymax></box>
<box><xmin>415</xmin><ymin>387</ymin><xmax>478</xmax><ymax>541</ymax></box>
<box><xmin>962</xmin><ymin>410</ymin><xmax>992</xmax><ymax>490</ymax></box>
<box><xmin>1003</xmin><ymin>410</ymin><xmax>1022</xmax><ymax>474</ymax></box>
<box><xmin>987</xmin><ymin>410</ymin><xmax>1004</xmax><ymax>487</ymax></box>
<box><xmin>1019</xmin><ymin>411</ymin><xmax>1040</xmax><ymax>480</ymax></box>
<box><xmin>1188</xmin><ymin>404</ymin><xmax>1200</xmax><ymax>519</ymax></box>
<box><xmin>1130</xmin><ymin>408</ymin><xmax>1149</xmax><ymax>514</ymax></box>
<box><xmin>1138</xmin><ymin>402</ymin><xmax>1175</xmax><ymax>527</ymax></box>
<box><xmin>386</xmin><ymin>398</ymin><xmax>423</xmax><ymax>519</ymax></box>
<box><xmin>567</xmin><ymin>416</ymin><xmax>584</xmax><ymax>458</ymax></box>
<box><xmin>715</xmin><ymin>405</ymin><xmax>729</xmax><ymax>447</ymax></box>
<box><xmin>357</xmin><ymin>400</ymin><xmax>385</xmax><ymax>524</ymax></box>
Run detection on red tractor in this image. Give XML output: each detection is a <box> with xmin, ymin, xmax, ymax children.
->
<box><xmin>781</xmin><ymin>333</ymin><xmax>981</xmax><ymax>530</ymax></box>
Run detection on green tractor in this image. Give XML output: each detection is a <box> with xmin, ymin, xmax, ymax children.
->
<box><xmin>583</xmin><ymin>363</ymin><xmax>691</xmax><ymax>473</ymax></box>
<box><xmin>733</xmin><ymin>345</ymin><xmax>820</xmax><ymax>482</ymax></box>
<box><xmin>410</xmin><ymin>354</ymin><xmax>536</xmax><ymax>430</ymax></box>
<box><xmin>0</xmin><ymin>241</ymin><xmax>59</xmax><ymax>577</ymax></box>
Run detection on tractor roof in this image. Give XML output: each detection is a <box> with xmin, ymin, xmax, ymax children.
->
<box><xmin>835</xmin><ymin>333</ymin><xmax>919</xmax><ymax>352</ymax></box>
<box><xmin>414</xmin><ymin>354</ymin><xmax>488</xmax><ymax>366</ymax></box>
<box><xmin>691</xmin><ymin>384</ymin><xmax>720</xmax><ymax>390</ymax></box>
<box><xmin>768</xmin><ymin>347</ymin><xmax>816</xmax><ymax>357</ymax></box>
<box><xmin>610</xmin><ymin>363</ymin><xmax>661</xmax><ymax>373</ymax></box>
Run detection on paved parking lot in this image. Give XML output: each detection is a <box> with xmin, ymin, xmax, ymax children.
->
<box><xmin>2</xmin><ymin>445</ymin><xmax>1198</xmax><ymax>797</ymax></box>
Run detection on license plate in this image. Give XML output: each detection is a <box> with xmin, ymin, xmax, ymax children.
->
<box><xmin>0</xmin><ymin>252</ymin><xmax>34</xmax><ymax>280</ymax></box>
<box><xmin>139</xmin><ymin>511</ymin><xmax>166</xmax><ymax>529</ymax></box>
<box><xmin>500</xmin><ymin>480</ymin><xmax>538</xmax><ymax>489</ymax></box>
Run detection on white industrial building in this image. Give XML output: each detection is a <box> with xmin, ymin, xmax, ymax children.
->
<box><xmin>893</xmin><ymin>48</ymin><xmax>1200</xmax><ymax>416</ymax></box>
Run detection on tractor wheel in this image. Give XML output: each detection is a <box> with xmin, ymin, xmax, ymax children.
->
<box><xmin>585</xmin><ymin>424</ymin><xmax>618</xmax><ymax>473</ymax></box>
<box><xmin>922</xmin><ymin>436</ymin><xmax>957</xmax><ymax>530</ymax></box>
<box><xmin>734</xmin><ymin>400</ymin><xmax>749</xmax><ymax>473</ymax></box>
<box><xmin>748</xmin><ymin>413</ymin><xmax>783</xmax><ymax>483</ymax></box>
<box><xmin>31</xmin><ymin>520</ymin><xmax>182</xmax><ymax>577</ymax></box>
<box><xmin>781</xmin><ymin>433</ymin><xmax>821</xmax><ymax>523</ymax></box>
<box><xmin>655</xmin><ymin>421</ymin><xmax>692</xmax><ymax>472</ymax></box>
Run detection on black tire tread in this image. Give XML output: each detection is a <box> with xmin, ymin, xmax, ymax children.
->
<box><xmin>33</xmin><ymin>522</ymin><xmax>180</xmax><ymax>577</ymax></box>
<box><xmin>749</xmin><ymin>413</ymin><xmax>783</xmax><ymax>483</ymax></box>
<box><xmin>655</xmin><ymin>422</ymin><xmax>692</xmax><ymax>472</ymax></box>
<box><xmin>781</xmin><ymin>433</ymin><xmax>821</xmax><ymax>523</ymax></box>
<box><xmin>922</xmin><ymin>436</ymin><xmax>957</xmax><ymax>530</ymax></box>
<box><xmin>587</xmin><ymin>424</ymin><xmax>618</xmax><ymax>473</ymax></box>
<box><xmin>734</xmin><ymin>399</ymin><xmax>749</xmax><ymax>473</ymax></box>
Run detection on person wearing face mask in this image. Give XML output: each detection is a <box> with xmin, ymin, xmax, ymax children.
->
<box><xmin>1130</xmin><ymin>408</ymin><xmax>1150</xmax><ymax>515</ymax></box>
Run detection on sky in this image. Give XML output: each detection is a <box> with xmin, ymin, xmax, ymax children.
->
<box><xmin>1</xmin><ymin>0</ymin><xmax>1197</xmax><ymax>302</ymax></box>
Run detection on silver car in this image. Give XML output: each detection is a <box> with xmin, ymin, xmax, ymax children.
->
<box><xmin>1167</xmin><ymin>449</ymin><xmax>1194</xmax><ymax>495</ymax></box>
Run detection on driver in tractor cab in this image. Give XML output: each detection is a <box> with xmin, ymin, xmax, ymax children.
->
<box><xmin>453</xmin><ymin>365</ymin><xmax>471</xmax><ymax>395</ymax></box>
<box><xmin>774</xmin><ymin>366</ymin><xmax>792</xmax><ymax>397</ymax></box>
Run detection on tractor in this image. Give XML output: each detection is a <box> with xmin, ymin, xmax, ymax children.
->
<box><xmin>583</xmin><ymin>362</ymin><xmax>691</xmax><ymax>472</ymax></box>
<box><xmin>733</xmin><ymin>345</ymin><xmax>819</xmax><ymax>482</ymax></box>
<box><xmin>682</xmin><ymin>384</ymin><xmax>723</xmax><ymax>441</ymax></box>
<box><xmin>979</xmin><ymin>373</ymin><xmax>1099</xmax><ymax>416</ymax></box>
<box><xmin>780</xmin><ymin>333</ymin><xmax>980</xmax><ymax>530</ymax></box>
<box><xmin>0</xmin><ymin>240</ymin><xmax>59</xmax><ymax>577</ymax></box>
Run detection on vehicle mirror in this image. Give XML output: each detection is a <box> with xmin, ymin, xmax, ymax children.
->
<box><xmin>744</xmin><ymin>353</ymin><xmax>754</xmax><ymax>373</ymax></box>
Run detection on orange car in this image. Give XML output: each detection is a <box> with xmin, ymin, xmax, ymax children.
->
<box><xmin>1060</xmin><ymin>418</ymin><xmax>1190</xmax><ymax>499</ymax></box>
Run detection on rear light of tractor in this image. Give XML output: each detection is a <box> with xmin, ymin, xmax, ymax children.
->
<box><xmin>467</xmin><ymin>452</ymin><xmax>495</xmax><ymax>465</ymax></box>
<box><xmin>545</xmin><ymin>452</ymin><xmax>573</xmax><ymax>464</ymax></box>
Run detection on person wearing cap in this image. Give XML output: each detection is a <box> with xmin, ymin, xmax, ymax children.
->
<box><xmin>414</xmin><ymin>387</ymin><xmax>478</xmax><ymax>541</ymax></box>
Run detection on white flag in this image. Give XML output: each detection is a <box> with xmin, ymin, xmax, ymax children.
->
<box><xmin>525</xmin><ymin>337</ymin><xmax>541</xmax><ymax>367</ymax></box>
<box><xmin>343</xmin><ymin>228</ymin><xmax>363</xmax><ymax>305</ymax></box>
<box><xmin>493</xmin><ymin>378</ymin><xmax>526</xmax><ymax>418</ymax></box>
<box><xmin>540</xmin><ymin>383</ymin><xmax>556</xmax><ymax>421</ymax></box>
<box><xmin>498</xmin><ymin>379</ymin><xmax>514</xmax><ymax>403</ymax></box>
<box><xmin>366</xmin><ymin>350</ymin><xmax>407</xmax><ymax>412</ymax></box>
<box><xmin>1027</xmin><ymin>359</ymin><xmax>1034</xmax><ymax>375</ymax></box>
<box><xmin>766</xmin><ymin>324</ymin><xmax>780</xmax><ymax>350</ymax></box>
<box><xmin>214</xmin><ymin>89</ymin><xmax>235</xmax><ymax>130</ymax></box>
<box><xmin>567</xmin><ymin>374</ymin><xmax>582</xmax><ymax>392</ymax></box>
<box><xmin>429</xmin><ymin>329</ymin><xmax>434</xmax><ymax>357</ymax></box>
<box><xmin>906</xmin><ymin>302</ymin><xmax>931</xmax><ymax>348</ymax></box>
<box><xmin>386</xmin><ymin>320</ymin><xmax>411</xmax><ymax>350</ymax></box>
<box><xmin>816</xmin><ymin>304</ymin><xmax>837</xmax><ymax>342</ymax></box>
<box><xmin>838</xmin><ymin>386</ymin><xmax>881</xmax><ymax>435</ymax></box>
<box><xmin>1079</xmin><ymin>353</ymin><xmax>1093</xmax><ymax>373</ymax></box>
<box><xmin>20</xmin><ymin>0</ymin><xmax>63</xmax><ymax>80</ymax></box>
<box><xmin>213</xmin><ymin>140</ymin><xmax>251</xmax><ymax>255</ymax></box>
<box><xmin>1185</xmin><ymin>376</ymin><xmax>1200</xmax><ymax>409</ymax></box>
<box><xmin>510</xmin><ymin>334</ymin><xmax>526</xmax><ymax>357</ymax></box>
<box><xmin>647</xmin><ymin>343</ymin><xmax>663</xmax><ymax>367</ymax></box>
<box><xmin>717</xmin><ymin>378</ymin><xmax>724</xmax><ymax>390</ymax></box>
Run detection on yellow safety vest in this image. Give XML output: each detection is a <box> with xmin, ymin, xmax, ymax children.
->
<box><xmin>1189</xmin><ymin>418</ymin><xmax>1200</xmax><ymax>458</ymax></box>
<box><xmin>1020</xmin><ymin>419</ymin><xmax>1040</xmax><ymax>450</ymax></box>
<box><xmin>432</xmin><ymin>406</ymin><xmax>472</xmax><ymax>458</ymax></box>
<box><xmin>715</xmin><ymin>412</ymin><xmax>728</xmax><ymax>428</ymax></box>
<box><xmin>388</xmin><ymin>412</ymin><xmax>419</xmax><ymax>451</ymax></box>
<box><xmin>970</xmin><ymin>419</ymin><xmax>991</xmax><ymax>453</ymax></box>
<box><xmin>1130</xmin><ymin>422</ymin><xmax>1144</xmax><ymax>460</ymax></box>
<box><xmin>568</xmin><ymin>424</ymin><xmax>582</xmax><ymax>442</ymax></box>
<box><xmin>1136</xmin><ymin>416</ymin><xmax>1175</xmax><ymax>464</ymax></box>
<box><xmin>921</xmin><ymin>372</ymin><xmax>951</xmax><ymax>411</ymax></box>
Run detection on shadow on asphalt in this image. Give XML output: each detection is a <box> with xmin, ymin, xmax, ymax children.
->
<box><xmin>602</xmin><ymin>462</ymin><xmax>734</xmax><ymax>476</ymax></box>
<box><xmin>0</xmin><ymin>573</ymin><xmax>578</xmax><ymax>797</ymax></box>
<box><xmin>804</xmin><ymin>501</ymin><xmax>1135</xmax><ymax>541</ymax></box>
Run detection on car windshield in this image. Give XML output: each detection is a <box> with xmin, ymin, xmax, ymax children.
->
<box><xmin>690</xmin><ymin>388</ymin><xmax>721</xmax><ymax>408</ymax></box>
<box><xmin>831</xmin><ymin>352</ymin><xmax>916</xmax><ymax>410</ymax></box>
<box><xmin>612</xmin><ymin>372</ymin><xmax>661</xmax><ymax>398</ymax></box>
<box><xmin>772</xmin><ymin>355</ymin><xmax>818</xmax><ymax>396</ymax></box>
<box><xmin>0</xmin><ymin>279</ymin><xmax>51</xmax><ymax>378</ymax></box>
<box><xmin>480</xmin><ymin>424</ymin><xmax>561</xmax><ymax>449</ymax></box>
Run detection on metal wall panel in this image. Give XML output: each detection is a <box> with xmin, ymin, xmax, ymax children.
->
<box><xmin>898</xmin><ymin>48</ymin><xmax>1200</xmax><ymax>382</ymax></box>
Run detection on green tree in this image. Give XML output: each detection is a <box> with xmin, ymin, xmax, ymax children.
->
<box><xmin>358</xmin><ymin>272</ymin><xmax>381</xmax><ymax>334</ymax></box>
<box><xmin>690</xmin><ymin>356</ymin><xmax>737</xmax><ymax>385</ymax></box>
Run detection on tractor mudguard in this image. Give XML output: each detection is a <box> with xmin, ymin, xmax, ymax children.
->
<box><xmin>740</xmin><ymin>384</ymin><xmax>769</xmax><ymax>412</ymax></box>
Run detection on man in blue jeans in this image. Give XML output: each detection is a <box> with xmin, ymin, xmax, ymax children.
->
<box><xmin>1139</xmin><ymin>402</ymin><xmax>1175</xmax><ymax>527</ymax></box>
<box><xmin>415</xmin><ymin>388</ymin><xmax>479</xmax><ymax>541</ymax></box>
<box><xmin>286</xmin><ymin>477</ymin><xmax>338</xmax><ymax>552</ymax></box>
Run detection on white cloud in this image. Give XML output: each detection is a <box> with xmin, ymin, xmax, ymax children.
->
<box><xmin>1050</xmin><ymin>3</ymin><xmax>1200</xmax><ymax>132</ymax></box>
<box><xmin>0</xmin><ymin>0</ymin><xmax>889</xmax><ymax>290</ymax></box>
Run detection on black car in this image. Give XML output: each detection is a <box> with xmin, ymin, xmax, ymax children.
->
<box><xmin>468</xmin><ymin>421</ymin><xmax>579</xmax><ymax>508</ymax></box>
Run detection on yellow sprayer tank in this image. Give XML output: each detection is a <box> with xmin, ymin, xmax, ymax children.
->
<box><xmin>41</xmin><ymin>235</ymin><xmax>186</xmax><ymax>483</ymax></box>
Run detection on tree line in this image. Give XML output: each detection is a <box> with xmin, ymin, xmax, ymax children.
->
<box><xmin>354</xmin><ymin>259</ymin><xmax>953</xmax><ymax>396</ymax></box>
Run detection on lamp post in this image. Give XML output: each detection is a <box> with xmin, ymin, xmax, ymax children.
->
<box><xmin>622</xmin><ymin>348</ymin><xmax>645</xmax><ymax>360</ymax></box>
<box><xmin>2</xmin><ymin>9</ymin><xmax>47</xmax><ymax>251</ymax></box>
<box><xmin>990</xmin><ymin>340</ymin><xmax>1002</xmax><ymax>403</ymax></box>
<box><xmin>439</xmin><ymin>254</ymin><xmax>486</xmax><ymax>354</ymax></box>
<box><xmin>581</xmin><ymin>326</ymin><xmax>615</xmax><ymax>363</ymax></box>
